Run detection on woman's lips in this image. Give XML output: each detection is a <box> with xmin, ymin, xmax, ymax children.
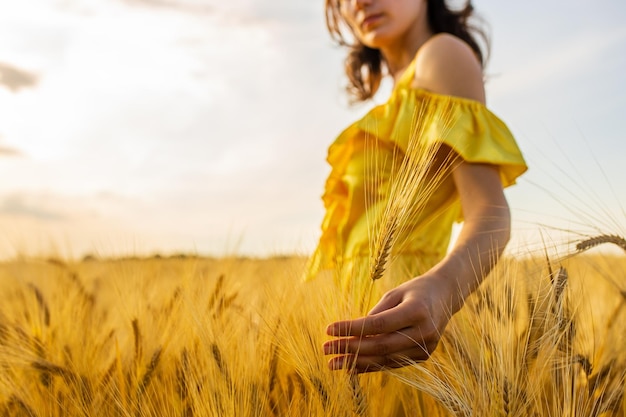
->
<box><xmin>361</xmin><ymin>13</ymin><xmax>383</xmax><ymax>30</ymax></box>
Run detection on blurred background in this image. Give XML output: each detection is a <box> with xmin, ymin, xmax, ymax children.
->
<box><xmin>0</xmin><ymin>0</ymin><xmax>625</xmax><ymax>259</ymax></box>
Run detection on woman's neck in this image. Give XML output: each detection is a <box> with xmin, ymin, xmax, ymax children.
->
<box><xmin>382</xmin><ymin>27</ymin><xmax>434</xmax><ymax>85</ymax></box>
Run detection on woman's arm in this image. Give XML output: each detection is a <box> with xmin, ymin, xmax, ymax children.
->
<box><xmin>322</xmin><ymin>161</ymin><xmax>510</xmax><ymax>372</ymax></box>
<box><xmin>431</xmin><ymin>161</ymin><xmax>511</xmax><ymax>313</ymax></box>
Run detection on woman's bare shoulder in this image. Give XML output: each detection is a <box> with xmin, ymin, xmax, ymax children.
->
<box><xmin>413</xmin><ymin>33</ymin><xmax>485</xmax><ymax>103</ymax></box>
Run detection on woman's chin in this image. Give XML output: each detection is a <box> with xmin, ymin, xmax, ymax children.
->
<box><xmin>359</xmin><ymin>33</ymin><xmax>391</xmax><ymax>50</ymax></box>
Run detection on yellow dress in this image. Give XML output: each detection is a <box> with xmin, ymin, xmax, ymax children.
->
<box><xmin>306</xmin><ymin>57</ymin><xmax>528</xmax><ymax>290</ymax></box>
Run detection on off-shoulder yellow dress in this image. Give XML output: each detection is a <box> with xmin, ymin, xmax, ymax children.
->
<box><xmin>306</xmin><ymin>57</ymin><xmax>527</xmax><ymax>290</ymax></box>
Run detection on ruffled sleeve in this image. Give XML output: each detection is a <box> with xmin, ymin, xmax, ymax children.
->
<box><xmin>304</xmin><ymin>87</ymin><xmax>527</xmax><ymax>281</ymax></box>
<box><xmin>355</xmin><ymin>87</ymin><xmax>527</xmax><ymax>187</ymax></box>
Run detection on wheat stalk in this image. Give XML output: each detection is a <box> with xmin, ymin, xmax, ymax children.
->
<box><xmin>349</xmin><ymin>371</ymin><xmax>368</xmax><ymax>416</ymax></box>
<box><xmin>132</xmin><ymin>318</ymin><xmax>142</xmax><ymax>365</ymax></box>
<box><xmin>366</xmin><ymin>97</ymin><xmax>458</xmax><ymax>283</ymax></box>
<box><xmin>138</xmin><ymin>347</ymin><xmax>162</xmax><ymax>394</ymax></box>
<box><xmin>27</xmin><ymin>284</ymin><xmax>50</xmax><ymax>327</ymax></box>
<box><xmin>211</xmin><ymin>343</ymin><xmax>231</xmax><ymax>384</ymax></box>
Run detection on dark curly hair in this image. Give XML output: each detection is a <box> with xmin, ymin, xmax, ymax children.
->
<box><xmin>324</xmin><ymin>0</ymin><xmax>490</xmax><ymax>102</ymax></box>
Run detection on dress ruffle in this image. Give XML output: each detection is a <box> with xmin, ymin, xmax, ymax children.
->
<box><xmin>305</xmin><ymin>81</ymin><xmax>527</xmax><ymax>283</ymax></box>
<box><xmin>337</xmin><ymin>88</ymin><xmax>527</xmax><ymax>188</ymax></box>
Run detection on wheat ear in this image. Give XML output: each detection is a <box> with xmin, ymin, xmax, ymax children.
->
<box><xmin>370</xmin><ymin>218</ymin><xmax>397</xmax><ymax>281</ymax></box>
<box><xmin>576</xmin><ymin>234</ymin><xmax>626</xmax><ymax>253</ymax></box>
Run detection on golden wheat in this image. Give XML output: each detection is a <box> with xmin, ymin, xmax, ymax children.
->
<box><xmin>0</xmin><ymin>252</ymin><xmax>623</xmax><ymax>416</ymax></box>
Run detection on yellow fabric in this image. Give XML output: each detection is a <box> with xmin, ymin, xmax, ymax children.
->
<box><xmin>305</xmin><ymin>57</ymin><xmax>527</xmax><ymax>286</ymax></box>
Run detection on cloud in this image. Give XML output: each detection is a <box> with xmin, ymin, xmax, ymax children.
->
<box><xmin>0</xmin><ymin>134</ymin><xmax>22</xmax><ymax>157</ymax></box>
<box><xmin>0</xmin><ymin>194</ymin><xmax>67</xmax><ymax>221</ymax></box>
<box><xmin>0</xmin><ymin>145</ymin><xmax>22</xmax><ymax>157</ymax></box>
<box><xmin>0</xmin><ymin>62</ymin><xmax>38</xmax><ymax>92</ymax></box>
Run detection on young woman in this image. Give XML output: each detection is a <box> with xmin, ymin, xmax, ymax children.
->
<box><xmin>307</xmin><ymin>0</ymin><xmax>528</xmax><ymax>373</ymax></box>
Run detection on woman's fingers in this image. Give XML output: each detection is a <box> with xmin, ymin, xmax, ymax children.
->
<box><xmin>326</xmin><ymin>301</ymin><xmax>419</xmax><ymax>338</ymax></box>
<box><xmin>327</xmin><ymin>345</ymin><xmax>432</xmax><ymax>373</ymax></box>
<box><xmin>323</xmin><ymin>327</ymin><xmax>429</xmax><ymax>357</ymax></box>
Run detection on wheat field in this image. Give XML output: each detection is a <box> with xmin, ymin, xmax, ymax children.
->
<box><xmin>0</xmin><ymin>241</ymin><xmax>624</xmax><ymax>416</ymax></box>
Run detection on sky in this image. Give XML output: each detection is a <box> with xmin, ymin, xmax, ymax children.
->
<box><xmin>0</xmin><ymin>0</ymin><xmax>625</xmax><ymax>260</ymax></box>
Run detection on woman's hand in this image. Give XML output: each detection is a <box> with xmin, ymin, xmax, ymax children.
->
<box><xmin>322</xmin><ymin>162</ymin><xmax>511</xmax><ymax>374</ymax></box>
<box><xmin>322</xmin><ymin>274</ymin><xmax>455</xmax><ymax>373</ymax></box>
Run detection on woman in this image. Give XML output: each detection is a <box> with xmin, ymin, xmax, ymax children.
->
<box><xmin>308</xmin><ymin>0</ymin><xmax>528</xmax><ymax>373</ymax></box>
